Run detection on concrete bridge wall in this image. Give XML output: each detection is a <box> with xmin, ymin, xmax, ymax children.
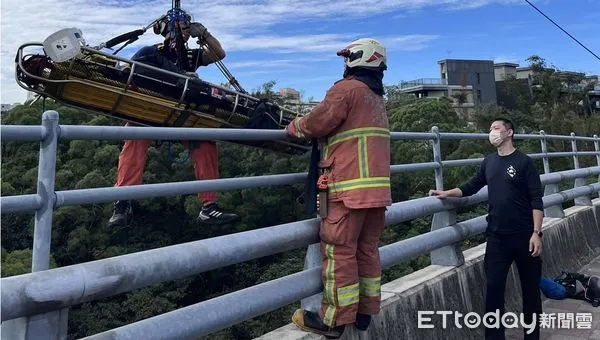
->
<box><xmin>256</xmin><ymin>199</ymin><xmax>600</xmax><ymax>340</ymax></box>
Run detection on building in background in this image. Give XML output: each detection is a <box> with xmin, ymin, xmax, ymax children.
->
<box><xmin>400</xmin><ymin>57</ymin><xmax>600</xmax><ymax>119</ymax></box>
<box><xmin>399</xmin><ymin>58</ymin><xmax>498</xmax><ymax>119</ymax></box>
<box><xmin>586</xmin><ymin>78</ymin><xmax>600</xmax><ymax>114</ymax></box>
<box><xmin>439</xmin><ymin>59</ymin><xmax>497</xmax><ymax>106</ymax></box>
<box><xmin>276</xmin><ymin>87</ymin><xmax>320</xmax><ymax>115</ymax></box>
<box><xmin>494</xmin><ymin>63</ymin><xmax>533</xmax><ymax>109</ymax></box>
<box><xmin>279</xmin><ymin>88</ymin><xmax>300</xmax><ymax>103</ymax></box>
<box><xmin>398</xmin><ymin>78</ymin><xmax>474</xmax><ymax>118</ymax></box>
<box><xmin>1</xmin><ymin>103</ymin><xmax>20</xmax><ymax>116</ymax></box>
<box><xmin>494</xmin><ymin>63</ymin><xmax>599</xmax><ymax>114</ymax></box>
<box><xmin>494</xmin><ymin>62</ymin><xmax>519</xmax><ymax>81</ymax></box>
<box><xmin>27</xmin><ymin>91</ymin><xmax>37</xmax><ymax>102</ymax></box>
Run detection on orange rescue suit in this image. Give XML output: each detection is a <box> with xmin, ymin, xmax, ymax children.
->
<box><xmin>286</xmin><ymin>76</ymin><xmax>392</xmax><ymax>327</ymax></box>
<box><xmin>115</xmin><ymin>123</ymin><xmax>219</xmax><ymax>204</ymax></box>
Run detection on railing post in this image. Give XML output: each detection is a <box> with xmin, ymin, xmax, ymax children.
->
<box><xmin>32</xmin><ymin>111</ymin><xmax>59</xmax><ymax>273</ymax></box>
<box><xmin>2</xmin><ymin>111</ymin><xmax>70</xmax><ymax>340</ymax></box>
<box><xmin>571</xmin><ymin>132</ymin><xmax>592</xmax><ymax>206</ymax></box>
<box><xmin>594</xmin><ymin>134</ymin><xmax>600</xmax><ymax>183</ymax></box>
<box><xmin>540</xmin><ymin>130</ymin><xmax>564</xmax><ymax>218</ymax></box>
<box><xmin>301</xmin><ymin>244</ymin><xmax>322</xmax><ymax>313</ymax></box>
<box><xmin>429</xmin><ymin>126</ymin><xmax>464</xmax><ymax>267</ymax></box>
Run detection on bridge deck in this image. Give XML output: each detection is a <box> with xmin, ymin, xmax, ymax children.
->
<box><xmin>509</xmin><ymin>254</ymin><xmax>600</xmax><ymax>339</ymax></box>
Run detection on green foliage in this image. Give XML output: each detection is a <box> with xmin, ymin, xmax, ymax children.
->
<box><xmin>1</xmin><ymin>248</ymin><xmax>57</xmax><ymax>277</ymax></box>
<box><xmin>384</xmin><ymin>85</ymin><xmax>418</xmax><ymax>109</ymax></box>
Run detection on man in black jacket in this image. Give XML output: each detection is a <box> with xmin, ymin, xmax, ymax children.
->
<box><xmin>429</xmin><ymin>117</ymin><xmax>544</xmax><ymax>340</ymax></box>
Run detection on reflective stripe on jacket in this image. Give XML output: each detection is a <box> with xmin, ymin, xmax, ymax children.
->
<box><xmin>286</xmin><ymin>76</ymin><xmax>392</xmax><ymax>209</ymax></box>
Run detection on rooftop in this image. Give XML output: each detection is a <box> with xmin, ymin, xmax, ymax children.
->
<box><xmin>399</xmin><ymin>78</ymin><xmax>448</xmax><ymax>89</ymax></box>
<box><xmin>494</xmin><ymin>62</ymin><xmax>520</xmax><ymax>68</ymax></box>
<box><xmin>438</xmin><ymin>59</ymin><xmax>495</xmax><ymax>64</ymax></box>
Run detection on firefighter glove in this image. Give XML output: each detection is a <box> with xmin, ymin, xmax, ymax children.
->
<box><xmin>189</xmin><ymin>22</ymin><xmax>208</xmax><ymax>38</ymax></box>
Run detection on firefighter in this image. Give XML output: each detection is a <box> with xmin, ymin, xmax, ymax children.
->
<box><xmin>286</xmin><ymin>38</ymin><xmax>391</xmax><ymax>338</ymax></box>
<box><xmin>108</xmin><ymin>11</ymin><xmax>240</xmax><ymax>227</ymax></box>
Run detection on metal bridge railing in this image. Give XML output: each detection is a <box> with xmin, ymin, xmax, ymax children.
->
<box><xmin>1</xmin><ymin>110</ymin><xmax>599</xmax><ymax>340</ymax></box>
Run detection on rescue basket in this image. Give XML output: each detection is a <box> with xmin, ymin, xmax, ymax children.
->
<box><xmin>14</xmin><ymin>41</ymin><xmax>310</xmax><ymax>155</ymax></box>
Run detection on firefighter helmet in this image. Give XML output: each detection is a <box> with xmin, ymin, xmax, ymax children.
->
<box><xmin>337</xmin><ymin>38</ymin><xmax>387</xmax><ymax>71</ymax></box>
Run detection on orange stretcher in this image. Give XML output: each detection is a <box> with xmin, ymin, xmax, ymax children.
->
<box><xmin>14</xmin><ymin>32</ymin><xmax>310</xmax><ymax>155</ymax></box>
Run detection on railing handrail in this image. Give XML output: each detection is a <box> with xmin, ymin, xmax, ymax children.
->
<box><xmin>1</xmin><ymin>110</ymin><xmax>599</xmax><ymax>339</ymax></box>
<box><xmin>2</xmin><ymin>164</ymin><xmax>599</xmax><ymax>215</ymax></box>
<box><xmin>2</xmin><ymin>124</ymin><xmax>599</xmax><ymax>142</ymax></box>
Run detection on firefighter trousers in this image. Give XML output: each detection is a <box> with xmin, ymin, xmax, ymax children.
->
<box><xmin>115</xmin><ymin>124</ymin><xmax>219</xmax><ymax>204</ymax></box>
<box><xmin>319</xmin><ymin>201</ymin><xmax>386</xmax><ymax>327</ymax></box>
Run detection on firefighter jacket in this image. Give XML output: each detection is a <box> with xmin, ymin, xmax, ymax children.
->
<box><xmin>286</xmin><ymin>76</ymin><xmax>392</xmax><ymax>209</ymax></box>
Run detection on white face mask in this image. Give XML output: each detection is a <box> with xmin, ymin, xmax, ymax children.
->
<box><xmin>489</xmin><ymin>130</ymin><xmax>504</xmax><ymax>147</ymax></box>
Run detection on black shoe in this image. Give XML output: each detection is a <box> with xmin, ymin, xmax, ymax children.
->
<box><xmin>291</xmin><ymin>309</ymin><xmax>346</xmax><ymax>339</ymax></box>
<box><xmin>197</xmin><ymin>203</ymin><xmax>240</xmax><ymax>225</ymax></box>
<box><xmin>355</xmin><ymin>313</ymin><xmax>371</xmax><ymax>331</ymax></box>
<box><xmin>108</xmin><ymin>200</ymin><xmax>132</xmax><ymax>227</ymax></box>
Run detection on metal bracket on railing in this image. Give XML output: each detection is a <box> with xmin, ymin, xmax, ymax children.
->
<box><xmin>429</xmin><ymin>126</ymin><xmax>464</xmax><ymax>267</ymax></box>
<box><xmin>540</xmin><ymin>130</ymin><xmax>565</xmax><ymax>217</ymax></box>
<box><xmin>540</xmin><ymin>130</ymin><xmax>550</xmax><ymax>174</ymax></box>
<box><xmin>571</xmin><ymin>132</ymin><xmax>592</xmax><ymax>206</ymax></box>
<box><xmin>300</xmin><ymin>243</ymin><xmax>322</xmax><ymax>313</ymax></box>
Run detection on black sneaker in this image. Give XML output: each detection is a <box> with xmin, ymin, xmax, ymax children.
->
<box><xmin>108</xmin><ymin>200</ymin><xmax>132</xmax><ymax>227</ymax></box>
<box><xmin>197</xmin><ymin>203</ymin><xmax>240</xmax><ymax>225</ymax></box>
<box><xmin>292</xmin><ymin>309</ymin><xmax>346</xmax><ymax>339</ymax></box>
<box><xmin>355</xmin><ymin>313</ymin><xmax>371</xmax><ymax>331</ymax></box>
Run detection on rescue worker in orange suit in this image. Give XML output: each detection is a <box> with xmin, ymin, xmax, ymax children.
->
<box><xmin>108</xmin><ymin>11</ymin><xmax>240</xmax><ymax>227</ymax></box>
<box><xmin>286</xmin><ymin>38</ymin><xmax>391</xmax><ymax>338</ymax></box>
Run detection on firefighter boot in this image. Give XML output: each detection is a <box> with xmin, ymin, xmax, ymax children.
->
<box><xmin>355</xmin><ymin>313</ymin><xmax>372</xmax><ymax>331</ymax></box>
<box><xmin>108</xmin><ymin>200</ymin><xmax>132</xmax><ymax>227</ymax></box>
<box><xmin>197</xmin><ymin>202</ymin><xmax>240</xmax><ymax>225</ymax></box>
<box><xmin>291</xmin><ymin>309</ymin><xmax>345</xmax><ymax>339</ymax></box>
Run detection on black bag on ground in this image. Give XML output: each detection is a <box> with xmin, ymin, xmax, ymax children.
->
<box><xmin>584</xmin><ymin>276</ymin><xmax>600</xmax><ymax>307</ymax></box>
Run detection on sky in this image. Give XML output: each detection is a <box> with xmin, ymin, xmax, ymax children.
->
<box><xmin>1</xmin><ymin>0</ymin><xmax>599</xmax><ymax>104</ymax></box>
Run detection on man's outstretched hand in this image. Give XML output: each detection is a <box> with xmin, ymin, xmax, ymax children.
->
<box><xmin>428</xmin><ymin>190</ymin><xmax>450</xmax><ymax>199</ymax></box>
<box><xmin>427</xmin><ymin>188</ymin><xmax>462</xmax><ymax>199</ymax></box>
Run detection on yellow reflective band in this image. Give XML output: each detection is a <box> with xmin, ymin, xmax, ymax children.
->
<box><xmin>329</xmin><ymin>177</ymin><xmax>390</xmax><ymax>194</ymax></box>
<box><xmin>358</xmin><ymin>136</ymin><xmax>368</xmax><ymax>178</ymax></box>
<box><xmin>323</xmin><ymin>305</ymin><xmax>336</xmax><ymax>327</ymax></box>
<box><xmin>327</xmin><ymin>127</ymin><xmax>389</xmax><ymax>147</ymax></box>
<box><xmin>323</xmin><ymin>244</ymin><xmax>337</xmax><ymax>327</ymax></box>
<box><xmin>337</xmin><ymin>283</ymin><xmax>360</xmax><ymax>307</ymax></box>
<box><xmin>324</xmin><ymin>244</ymin><xmax>336</xmax><ymax>304</ymax></box>
<box><xmin>323</xmin><ymin>145</ymin><xmax>329</xmax><ymax>160</ymax></box>
<box><xmin>359</xmin><ymin>276</ymin><xmax>381</xmax><ymax>297</ymax></box>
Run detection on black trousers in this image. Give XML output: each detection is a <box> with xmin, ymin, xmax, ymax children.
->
<box><xmin>484</xmin><ymin>232</ymin><xmax>542</xmax><ymax>340</ymax></box>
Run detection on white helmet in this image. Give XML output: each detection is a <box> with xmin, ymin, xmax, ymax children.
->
<box><xmin>337</xmin><ymin>38</ymin><xmax>387</xmax><ymax>70</ymax></box>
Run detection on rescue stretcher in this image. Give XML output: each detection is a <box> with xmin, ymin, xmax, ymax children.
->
<box><xmin>14</xmin><ymin>30</ymin><xmax>311</xmax><ymax>155</ymax></box>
